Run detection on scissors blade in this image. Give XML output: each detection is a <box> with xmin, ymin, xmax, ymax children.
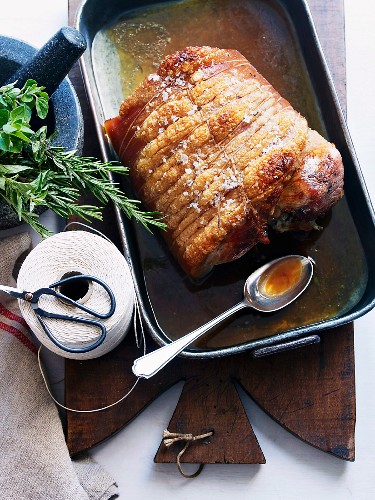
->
<box><xmin>0</xmin><ymin>284</ymin><xmax>27</xmax><ymax>299</ymax></box>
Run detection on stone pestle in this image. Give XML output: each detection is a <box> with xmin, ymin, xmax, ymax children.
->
<box><xmin>5</xmin><ymin>27</ymin><xmax>86</xmax><ymax>96</ymax></box>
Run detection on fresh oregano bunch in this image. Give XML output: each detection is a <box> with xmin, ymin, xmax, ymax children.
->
<box><xmin>0</xmin><ymin>79</ymin><xmax>166</xmax><ymax>237</ymax></box>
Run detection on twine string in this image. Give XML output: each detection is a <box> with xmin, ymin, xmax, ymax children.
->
<box><xmin>17</xmin><ymin>230</ymin><xmax>135</xmax><ymax>359</ymax></box>
<box><xmin>162</xmin><ymin>429</ymin><xmax>214</xmax><ymax>478</ymax></box>
<box><xmin>63</xmin><ymin>221</ymin><xmax>114</xmax><ymax>244</ymax></box>
<box><xmin>38</xmin><ymin>345</ymin><xmax>140</xmax><ymax>413</ymax></box>
<box><xmin>31</xmin><ymin>223</ymin><xmax>149</xmax><ymax>413</ymax></box>
<box><xmin>37</xmin><ymin>280</ymin><xmax>147</xmax><ymax>413</ymax></box>
<box><xmin>65</xmin><ymin>222</ymin><xmax>145</xmax><ymax>351</ymax></box>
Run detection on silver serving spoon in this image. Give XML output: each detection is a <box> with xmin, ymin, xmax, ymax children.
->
<box><xmin>133</xmin><ymin>255</ymin><xmax>314</xmax><ymax>379</ymax></box>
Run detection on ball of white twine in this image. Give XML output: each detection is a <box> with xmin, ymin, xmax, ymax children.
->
<box><xmin>17</xmin><ymin>230</ymin><xmax>135</xmax><ymax>360</ymax></box>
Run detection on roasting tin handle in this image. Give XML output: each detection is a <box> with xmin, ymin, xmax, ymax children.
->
<box><xmin>251</xmin><ymin>335</ymin><xmax>321</xmax><ymax>358</ymax></box>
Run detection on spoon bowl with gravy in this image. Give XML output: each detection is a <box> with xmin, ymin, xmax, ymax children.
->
<box><xmin>133</xmin><ymin>255</ymin><xmax>314</xmax><ymax>379</ymax></box>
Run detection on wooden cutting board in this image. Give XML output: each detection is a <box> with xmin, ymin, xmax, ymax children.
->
<box><xmin>66</xmin><ymin>0</ymin><xmax>354</xmax><ymax>464</ymax></box>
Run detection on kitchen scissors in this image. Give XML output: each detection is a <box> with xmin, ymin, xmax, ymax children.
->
<box><xmin>0</xmin><ymin>274</ymin><xmax>116</xmax><ymax>353</ymax></box>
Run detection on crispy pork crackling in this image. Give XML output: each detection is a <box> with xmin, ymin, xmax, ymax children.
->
<box><xmin>105</xmin><ymin>46</ymin><xmax>344</xmax><ymax>278</ymax></box>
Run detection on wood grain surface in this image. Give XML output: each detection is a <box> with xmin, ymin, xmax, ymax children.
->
<box><xmin>66</xmin><ymin>0</ymin><xmax>355</xmax><ymax>464</ymax></box>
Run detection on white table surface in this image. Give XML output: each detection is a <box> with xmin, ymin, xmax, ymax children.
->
<box><xmin>1</xmin><ymin>1</ymin><xmax>374</xmax><ymax>499</ymax></box>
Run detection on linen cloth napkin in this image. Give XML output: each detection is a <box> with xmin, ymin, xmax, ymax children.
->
<box><xmin>0</xmin><ymin>232</ymin><xmax>118</xmax><ymax>500</ymax></box>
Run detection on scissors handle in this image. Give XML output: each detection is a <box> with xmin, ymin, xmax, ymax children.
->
<box><xmin>36</xmin><ymin>311</ymin><xmax>107</xmax><ymax>353</ymax></box>
<box><xmin>48</xmin><ymin>274</ymin><xmax>116</xmax><ymax>319</ymax></box>
<box><xmin>32</xmin><ymin>274</ymin><xmax>115</xmax><ymax>354</ymax></box>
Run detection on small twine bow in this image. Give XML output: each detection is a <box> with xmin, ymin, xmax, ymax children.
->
<box><xmin>162</xmin><ymin>429</ymin><xmax>214</xmax><ymax>478</ymax></box>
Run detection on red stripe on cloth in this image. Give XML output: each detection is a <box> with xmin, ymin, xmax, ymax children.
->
<box><xmin>0</xmin><ymin>320</ymin><xmax>37</xmax><ymax>354</ymax></box>
<box><xmin>0</xmin><ymin>302</ymin><xmax>29</xmax><ymax>328</ymax></box>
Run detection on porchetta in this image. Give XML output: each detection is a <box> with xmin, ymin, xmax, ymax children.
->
<box><xmin>105</xmin><ymin>46</ymin><xmax>344</xmax><ymax>278</ymax></box>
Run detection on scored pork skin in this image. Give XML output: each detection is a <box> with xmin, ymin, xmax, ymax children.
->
<box><xmin>105</xmin><ymin>46</ymin><xmax>344</xmax><ymax>278</ymax></box>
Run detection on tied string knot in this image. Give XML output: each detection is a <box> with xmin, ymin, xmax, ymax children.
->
<box><xmin>162</xmin><ymin>429</ymin><xmax>214</xmax><ymax>478</ymax></box>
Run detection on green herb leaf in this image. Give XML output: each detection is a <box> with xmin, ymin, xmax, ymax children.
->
<box><xmin>3</xmin><ymin>123</ymin><xmax>17</xmax><ymax>134</ymax></box>
<box><xmin>35</xmin><ymin>95</ymin><xmax>49</xmax><ymax>119</ymax></box>
<box><xmin>10</xmin><ymin>105</ymin><xmax>29</xmax><ymax>123</ymax></box>
<box><xmin>0</xmin><ymin>81</ymin><xmax>166</xmax><ymax>237</ymax></box>
<box><xmin>0</xmin><ymin>164</ymin><xmax>31</xmax><ymax>175</ymax></box>
<box><xmin>11</xmin><ymin>129</ymin><xmax>31</xmax><ymax>143</ymax></box>
<box><xmin>0</xmin><ymin>132</ymin><xmax>10</xmax><ymax>152</ymax></box>
<box><xmin>0</xmin><ymin>109</ymin><xmax>9</xmax><ymax>127</ymax></box>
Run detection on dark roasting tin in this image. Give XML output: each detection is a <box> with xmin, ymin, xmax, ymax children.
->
<box><xmin>76</xmin><ymin>0</ymin><xmax>375</xmax><ymax>358</ymax></box>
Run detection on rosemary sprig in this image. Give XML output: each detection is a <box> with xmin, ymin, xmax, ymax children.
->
<box><xmin>0</xmin><ymin>79</ymin><xmax>166</xmax><ymax>237</ymax></box>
